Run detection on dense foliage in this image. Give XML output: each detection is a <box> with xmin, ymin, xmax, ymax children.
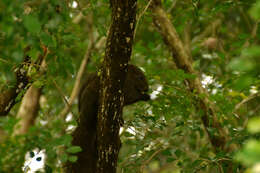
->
<box><xmin>0</xmin><ymin>0</ymin><xmax>260</xmax><ymax>172</ymax></box>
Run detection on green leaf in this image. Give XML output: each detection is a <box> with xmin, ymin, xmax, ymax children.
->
<box><xmin>123</xmin><ymin>131</ymin><xmax>134</xmax><ymax>137</ymax></box>
<box><xmin>233</xmin><ymin>75</ymin><xmax>254</xmax><ymax>90</ymax></box>
<box><xmin>33</xmin><ymin>79</ymin><xmax>45</xmax><ymax>88</ymax></box>
<box><xmin>60</xmin><ymin>153</ymin><xmax>68</xmax><ymax>163</ymax></box>
<box><xmin>166</xmin><ymin>157</ymin><xmax>175</xmax><ymax>163</ymax></box>
<box><xmin>248</xmin><ymin>117</ymin><xmax>260</xmax><ymax>133</ymax></box>
<box><xmin>68</xmin><ymin>156</ymin><xmax>78</xmax><ymax>162</ymax></box>
<box><xmin>55</xmin><ymin>134</ymin><xmax>72</xmax><ymax>146</ymax></box>
<box><xmin>162</xmin><ymin>149</ymin><xmax>172</xmax><ymax>156</ymax></box>
<box><xmin>235</xmin><ymin>140</ymin><xmax>260</xmax><ymax>166</ymax></box>
<box><xmin>40</xmin><ymin>32</ymin><xmax>57</xmax><ymax>47</ymax></box>
<box><xmin>66</xmin><ymin>146</ymin><xmax>82</xmax><ymax>153</ymax></box>
<box><xmin>28</xmin><ymin>48</ymin><xmax>39</xmax><ymax>61</ymax></box>
<box><xmin>191</xmin><ymin>159</ymin><xmax>203</xmax><ymax>168</ymax></box>
<box><xmin>62</xmin><ymin>34</ymin><xmax>79</xmax><ymax>44</ymax></box>
<box><xmin>175</xmin><ymin>149</ymin><xmax>182</xmax><ymax>158</ymax></box>
<box><xmin>249</xmin><ymin>1</ymin><xmax>260</xmax><ymax>20</ymax></box>
<box><xmin>241</xmin><ymin>46</ymin><xmax>260</xmax><ymax>58</ymax></box>
<box><xmin>12</xmin><ymin>51</ymin><xmax>23</xmax><ymax>61</ymax></box>
<box><xmin>23</xmin><ymin>15</ymin><xmax>41</xmax><ymax>34</ymax></box>
<box><xmin>228</xmin><ymin>58</ymin><xmax>254</xmax><ymax>72</ymax></box>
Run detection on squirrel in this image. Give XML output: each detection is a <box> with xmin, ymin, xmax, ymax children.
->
<box><xmin>65</xmin><ymin>64</ymin><xmax>150</xmax><ymax>173</ymax></box>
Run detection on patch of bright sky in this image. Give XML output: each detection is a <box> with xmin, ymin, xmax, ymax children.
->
<box><xmin>119</xmin><ymin>127</ymin><xmax>124</xmax><ymax>135</ymax></box>
<box><xmin>250</xmin><ymin>86</ymin><xmax>258</xmax><ymax>94</ymax></box>
<box><xmin>126</xmin><ymin>126</ymin><xmax>136</xmax><ymax>136</ymax></box>
<box><xmin>39</xmin><ymin>120</ymin><xmax>48</xmax><ymax>126</ymax></box>
<box><xmin>201</xmin><ymin>74</ymin><xmax>223</xmax><ymax>94</ymax></box>
<box><xmin>65</xmin><ymin>113</ymin><xmax>76</xmax><ymax>131</ymax></box>
<box><xmin>150</xmin><ymin>85</ymin><xmax>163</xmax><ymax>100</ymax></box>
<box><xmin>202</xmin><ymin>53</ymin><xmax>218</xmax><ymax>59</ymax></box>
<box><xmin>72</xmin><ymin>1</ymin><xmax>78</xmax><ymax>8</ymax></box>
<box><xmin>66</xmin><ymin>113</ymin><xmax>73</xmax><ymax>122</ymax></box>
<box><xmin>201</xmin><ymin>74</ymin><xmax>214</xmax><ymax>88</ymax></box>
<box><xmin>67</xmin><ymin>124</ymin><xmax>76</xmax><ymax>131</ymax></box>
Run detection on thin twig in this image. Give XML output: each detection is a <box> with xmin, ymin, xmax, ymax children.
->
<box><xmin>59</xmin><ymin>12</ymin><xmax>95</xmax><ymax>121</ymax></box>
<box><xmin>0</xmin><ymin>58</ymin><xmax>12</xmax><ymax>64</ymax></box>
<box><xmin>243</xmin><ymin>20</ymin><xmax>260</xmax><ymax>47</ymax></box>
<box><xmin>167</xmin><ymin>0</ymin><xmax>177</xmax><ymax>13</ymax></box>
<box><xmin>134</xmin><ymin>0</ymin><xmax>153</xmax><ymax>39</ymax></box>
<box><xmin>140</xmin><ymin>147</ymin><xmax>165</xmax><ymax>172</ymax></box>
<box><xmin>234</xmin><ymin>92</ymin><xmax>260</xmax><ymax>111</ymax></box>
<box><xmin>192</xmin><ymin>19</ymin><xmax>222</xmax><ymax>43</ymax></box>
<box><xmin>52</xmin><ymin>79</ymin><xmax>69</xmax><ymax>106</ymax></box>
<box><xmin>252</xmin><ymin>104</ymin><xmax>260</xmax><ymax>114</ymax></box>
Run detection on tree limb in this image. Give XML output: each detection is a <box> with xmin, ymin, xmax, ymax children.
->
<box><xmin>59</xmin><ymin>12</ymin><xmax>96</xmax><ymax>121</ymax></box>
<box><xmin>13</xmin><ymin>85</ymin><xmax>42</xmax><ymax>135</ymax></box>
<box><xmin>0</xmin><ymin>47</ymin><xmax>47</xmax><ymax>116</ymax></box>
<box><xmin>149</xmin><ymin>0</ymin><xmax>231</xmax><ymax>152</ymax></box>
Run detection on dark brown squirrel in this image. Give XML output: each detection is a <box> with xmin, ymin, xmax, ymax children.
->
<box><xmin>65</xmin><ymin>64</ymin><xmax>150</xmax><ymax>173</ymax></box>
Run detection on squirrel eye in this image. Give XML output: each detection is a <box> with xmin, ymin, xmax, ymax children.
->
<box><xmin>36</xmin><ymin>157</ymin><xmax>42</xmax><ymax>161</ymax></box>
<box><xmin>29</xmin><ymin>151</ymin><xmax>35</xmax><ymax>158</ymax></box>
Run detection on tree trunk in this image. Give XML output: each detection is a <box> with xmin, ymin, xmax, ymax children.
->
<box><xmin>96</xmin><ymin>0</ymin><xmax>137</xmax><ymax>172</ymax></box>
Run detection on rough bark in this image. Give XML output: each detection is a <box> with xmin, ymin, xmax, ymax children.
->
<box><xmin>96</xmin><ymin>1</ymin><xmax>137</xmax><ymax>173</ymax></box>
<box><xmin>0</xmin><ymin>56</ymin><xmax>31</xmax><ymax>116</ymax></box>
<box><xmin>0</xmin><ymin>47</ymin><xmax>47</xmax><ymax>116</ymax></box>
<box><xmin>149</xmin><ymin>0</ymin><xmax>230</xmax><ymax>151</ymax></box>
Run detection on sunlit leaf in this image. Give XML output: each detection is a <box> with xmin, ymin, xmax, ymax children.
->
<box><xmin>23</xmin><ymin>15</ymin><xmax>41</xmax><ymax>34</ymax></box>
<box><xmin>248</xmin><ymin>117</ymin><xmax>260</xmax><ymax>133</ymax></box>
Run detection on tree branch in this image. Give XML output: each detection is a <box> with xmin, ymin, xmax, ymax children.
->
<box><xmin>140</xmin><ymin>148</ymin><xmax>165</xmax><ymax>172</ymax></box>
<box><xmin>234</xmin><ymin>92</ymin><xmax>260</xmax><ymax>111</ymax></box>
<box><xmin>59</xmin><ymin>12</ymin><xmax>96</xmax><ymax>121</ymax></box>
<box><xmin>0</xmin><ymin>47</ymin><xmax>47</xmax><ymax>116</ymax></box>
<box><xmin>13</xmin><ymin>85</ymin><xmax>42</xmax><ymax>135</ymax></box>
<box><xmin>149</xmin><ymin>0</ymin><xmax>232</xmax><ymax>152</ymax></box>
